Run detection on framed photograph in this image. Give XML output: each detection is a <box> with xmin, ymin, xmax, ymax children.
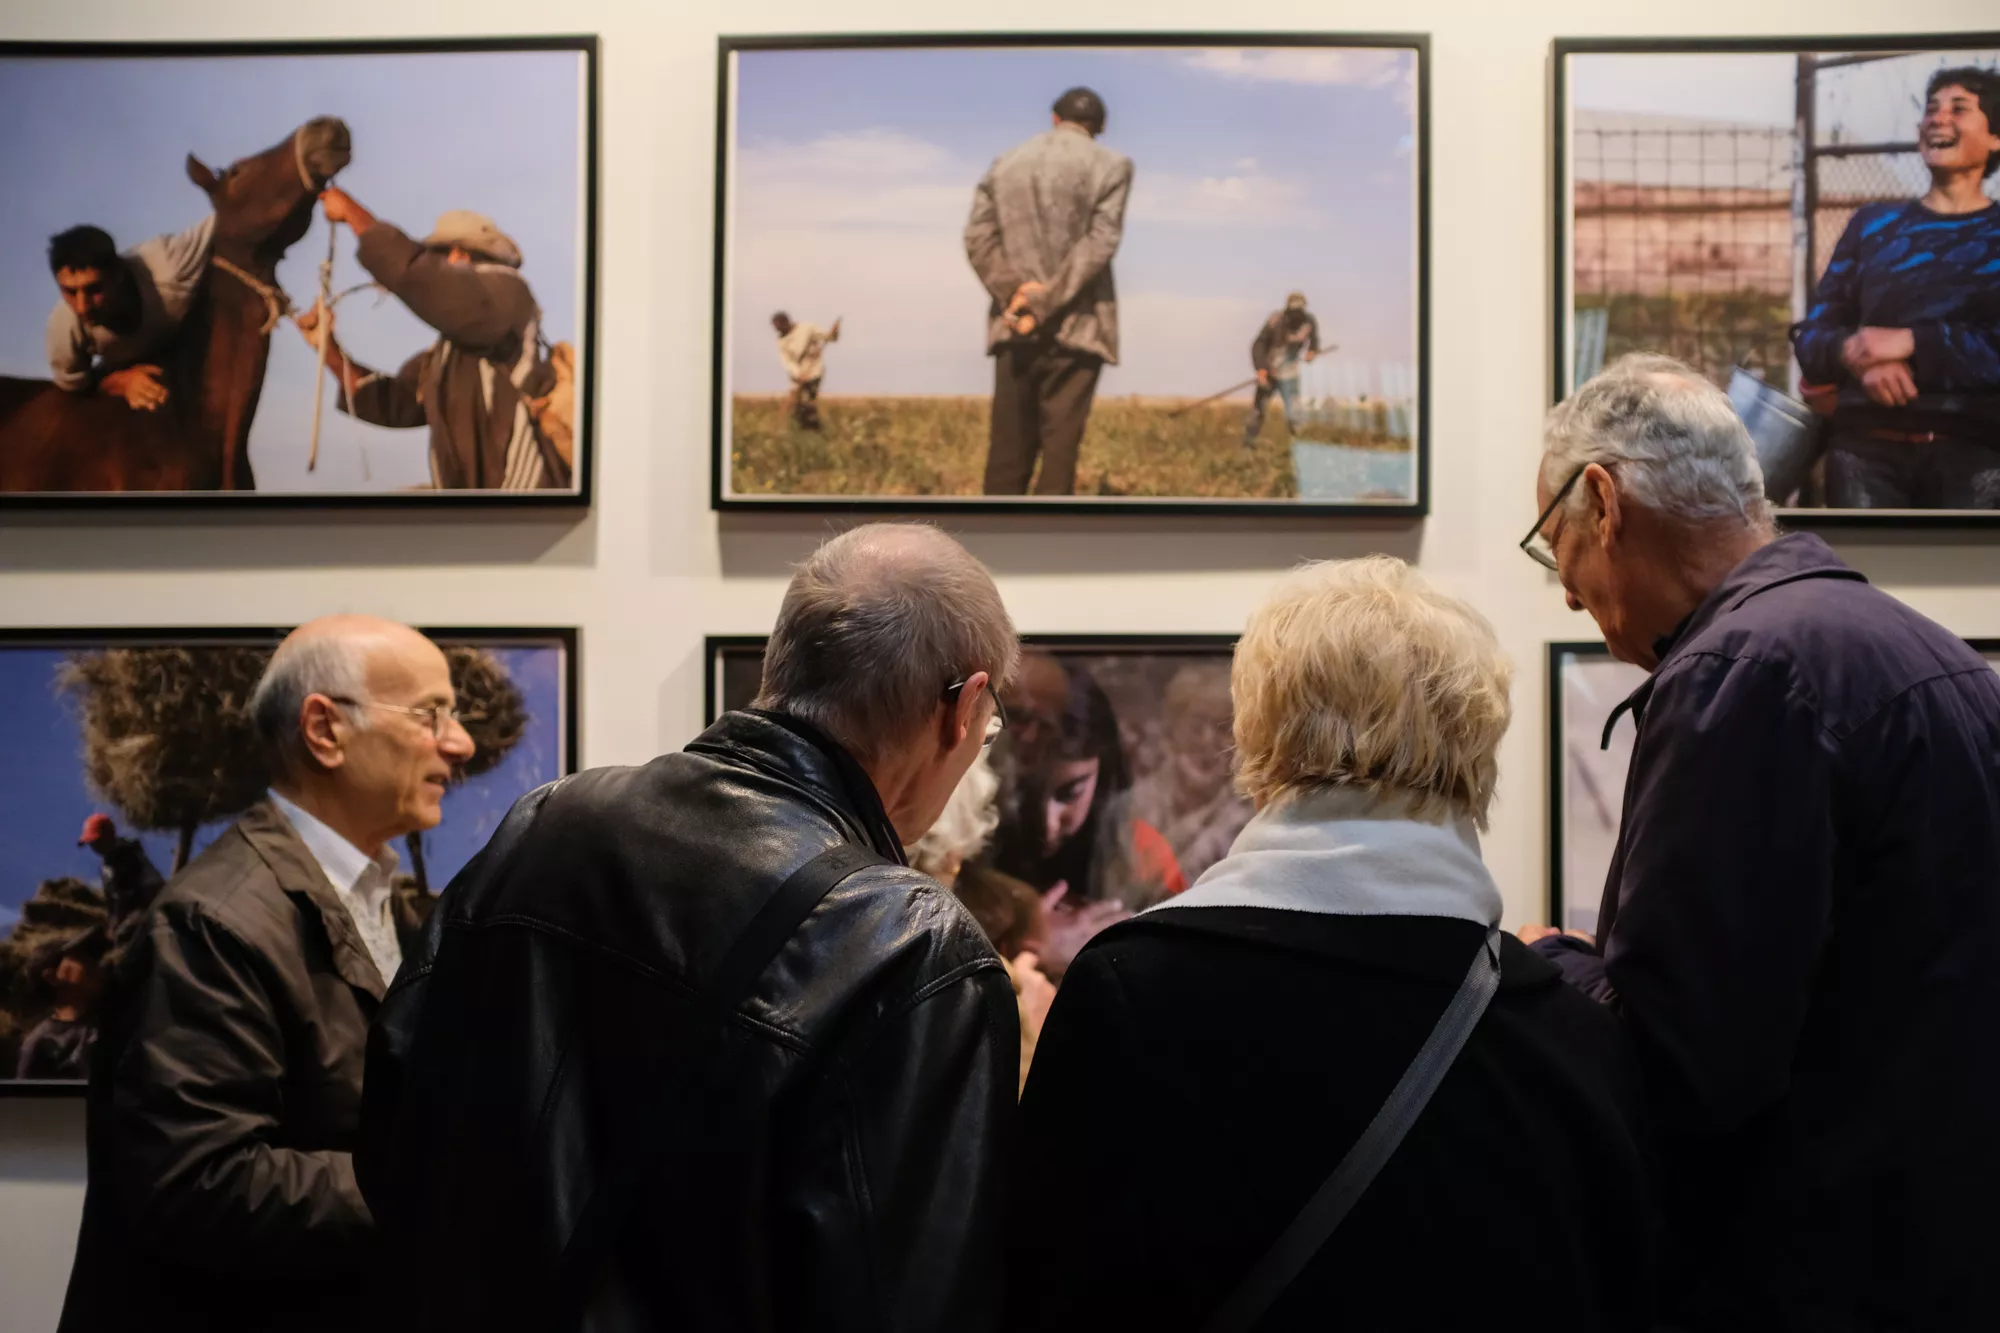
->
<box><xmin>0</xmin><ymin>37</ymin><xmax>597</xmax><ymax>508</ymax></box>
<box><xmin>707</xmin><ymin>633</ymin><xmax>1249</xmax><ymax>963</ymax></box>
<box><xmin>712</xmin><ymin>33</ymin><xmax>1429</xmax><ymax>515</ymax></box>
<box><xmin>1546</xmin><ymin>638</ymin><xmax>2000</xmax><ymax>933</ymax></box>
<box><xmin>0</xmin><ymin>626</ymin><xmax>576</xmax><ymax>1094</ymax></box>
<box><xmin>1554</xmin><ymin>36</ymin><xmax>2000</xmax><ymax>524</ymax></box>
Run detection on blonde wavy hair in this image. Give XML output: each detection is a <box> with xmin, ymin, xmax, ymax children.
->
<box><xmin>1232</xmin><ymin>556</ymin><xmax>1513</xmax><ymax>826</ymax></box>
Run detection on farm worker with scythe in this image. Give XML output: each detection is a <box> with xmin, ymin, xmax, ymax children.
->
<box><xmin>772</xmin><ymin>310</ymin><xmax>840</xmax><ymax>431</ymax></box>
<box><xmin>1242</xmin><ymin>291</ymin><xmax>1323</xmax><ymax>449</ymax></box>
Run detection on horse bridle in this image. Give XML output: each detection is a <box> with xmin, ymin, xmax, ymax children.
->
<box><xmin>207</xmin><ymin>126</ymin><xmax>328</xmax><ymax>335</ymax></box>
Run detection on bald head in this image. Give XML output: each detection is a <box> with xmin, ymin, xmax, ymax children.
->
<box><xmin>755</xmin><ymin>523</ymin><xmax>1019</xmax><ymax>760</ymax></box>
<box><xmin>250</xmin><ymin>615</ymin><xmax>447</xmax><ymax>775</ymax></box>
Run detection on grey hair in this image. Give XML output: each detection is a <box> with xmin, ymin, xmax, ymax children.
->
<box><xmin>249</xmin><ymin>633</ymin><xmax>370</xmax><ymax>775</ymax></box>
<box><xmin>754</xmin><ymin>523</ymin><xmax>1020</xmax><ymax>760</ymax></box>
<box><xmin>1542</xmin><ymin>353</ymin><xmax>1772</xmax><ymax>531</ymax></box>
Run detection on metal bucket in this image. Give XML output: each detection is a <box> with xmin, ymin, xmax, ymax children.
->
<box><xmin>1727</xmin><ymin>367</ymin><xmax>1826</xmax><ymax>504</ymax></box>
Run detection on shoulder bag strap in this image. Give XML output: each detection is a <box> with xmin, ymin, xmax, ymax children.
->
<box><xmin>1204</xmin><ymin>925</ymin><xmax>1504</xmax><ymax>1333</ymax></box>
<box><xmin>551</xmin><ymin>841</ymin><xmax>888</xmax><ymax>1329</ymax></box>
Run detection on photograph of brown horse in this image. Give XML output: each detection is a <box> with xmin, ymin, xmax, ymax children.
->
<box><xmin>0</xmin><ymin>39</ymin><xmax>596</xmax><ymax>505</ymax></box>
<box><xmin>0</xmin><ymin>116</ymin><xmax>351</xmax><ymax>495</ymax></box>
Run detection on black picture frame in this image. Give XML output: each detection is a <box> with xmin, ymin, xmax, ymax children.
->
<box><xmin>1545</xmin><ymin>637</ymin><xmax>2000</xmax><ymax>930</ymax></box>
<box><xmin>1551</xmin><ymin>33</ymin><xmax>2000</xmax><ymax>528</ymax></box>
<box><xmin>704</xmin><ymin>630</ymin><xmax>1241</xmax><ymax>724</ymax></box>
<box><xmin>0</xmin><ymin>36</ymin><xmax>599</xmax><ymax>511</ymax></box>
<box><xmin>712</xmin><ymin>32</ymin><xmax>1430</xmax><ymax>518</ymax></box>
<box><xmin>0</xmin><ymin>624</ymin><xmax>578</xmax><ymax>1097</ymax></box>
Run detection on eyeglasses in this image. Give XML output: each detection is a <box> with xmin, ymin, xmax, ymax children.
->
<box><xmin>1520</xmin><ymin>465</ymin><xmax>1587</xmax><ymax>572</ymax></box>
<box><xmin>944</xmin><ymin>679</ymin><xmax>1009</xmax><ymax>748</ymax></box>
<box><xmin>326</xmin><ymin>696</ymin><xmax>462</xmax><ymax>741</ymax></box>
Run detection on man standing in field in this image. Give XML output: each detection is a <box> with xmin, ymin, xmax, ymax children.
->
<box><xmin>771</xmin><ymin>311</ymin><xmax>840</xmax><ymax>431</ymax></box>
<box><xmin>965</xmin><ymin>86</ymin><xmax>1134</xmax><ymax>496</ymax></box>
<box><xmin>1242</xmin><ymin>292</ymin><xmax>1323</xmax><ymax>448</ymax></box>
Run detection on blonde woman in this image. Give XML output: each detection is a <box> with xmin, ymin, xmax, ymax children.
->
<box><xmin>1008</xmin><ymin>557</ymin><xmax>1658</xmax><ymax>1332</ymax></box>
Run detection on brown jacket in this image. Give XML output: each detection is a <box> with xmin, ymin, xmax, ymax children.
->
<box><xmin>58</xmin><ymin>800</ymin><xmax>420</xmax><ymax>1333</ymax></box>
<box><xmin>339</xmin><ymin>224</ymin><xmax>569</xmax><ymax>492</ymax></box>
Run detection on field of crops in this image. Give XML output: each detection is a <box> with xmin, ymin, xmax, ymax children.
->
<box><xmin>726</xmin><ymin>395</ymin><xmax>1415</xmax><ymax>500</ymax></box>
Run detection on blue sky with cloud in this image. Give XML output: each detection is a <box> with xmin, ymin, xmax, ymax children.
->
<box><xmin>0</xmin><ymin>48</ymin><xmax>586</xmax><ymax>492</ymax></box>
<box><xmin>726</xmin><ymin>44</ymin><xmax>1419</xmax><ymax>399</ymax></box>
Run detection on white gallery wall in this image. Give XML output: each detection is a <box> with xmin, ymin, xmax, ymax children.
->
<box><xmin>4</xmin><ymin>0</ymin><xmax>1999</xmax><ymax>1323</ymax></box>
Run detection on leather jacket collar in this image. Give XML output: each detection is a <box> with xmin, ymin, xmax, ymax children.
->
<box><xmin>689</xmin><ymin>709</ymin><xmax>908</xmax><ymax>865</ymax></box>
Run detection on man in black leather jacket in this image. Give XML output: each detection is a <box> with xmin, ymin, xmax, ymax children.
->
<box><xmin>358</xmin><ymin>523</ymin><xmax>1022</xmax><ymax>1332</ymax></box>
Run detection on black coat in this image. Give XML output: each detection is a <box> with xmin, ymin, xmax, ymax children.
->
<box><xmin>358</xmin><ymin>711</ymin><xmax>1019</xmax><ymax>1333</ymax></box>
<box><xmin>1010</xmin><ymin>908</ymin><xmax>1659</xmax><ymax>1332</ymax></box>
<box><xmin>59</xmin><ymin>800</ymin><xmax>415</xmax><ymax>1333</ymax></box>
<box><xmin>1538</xmin><ymin>534</ymin><xmax>2000</xmax><ymax>1330</ymax></box>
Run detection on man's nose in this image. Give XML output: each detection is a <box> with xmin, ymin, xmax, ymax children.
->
<box><xmin>438</xmin><ymin>717</ymin><xmax>476</xmax><ymax>760</ymax></box>
<box><xmin>1565</xmin><ymin>589</ymin><xmax>1584</xmax><ymax>613</ymax></box>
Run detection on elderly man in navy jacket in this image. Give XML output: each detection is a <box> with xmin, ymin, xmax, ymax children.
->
<box><xmin>1518</xmin><ymin>352</ymin><xmax>2000</xmax><ymax>1331</ymax></box>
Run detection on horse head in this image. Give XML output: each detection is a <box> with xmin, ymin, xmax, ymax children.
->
<box><xmin>185</xmin><ymin>115</ymin><xmax>352</xmax><ymax>272</ymax></box>
<box><xmin>181</xmin><ymin>116</ymin><xmax>350</xmax><ymax>490</ymax></box>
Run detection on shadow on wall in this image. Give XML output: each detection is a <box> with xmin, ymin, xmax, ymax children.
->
<box><xmin>715</xmin><ymin>512</ymin><xmax>1426</xmax><ymax>580</ymax></box>
<box><xmin>0</xmin><ymin>507</ymin><xmax>598</xmax><ymax>574</ymax></box>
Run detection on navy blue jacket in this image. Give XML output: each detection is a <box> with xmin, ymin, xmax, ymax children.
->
<box><xmin>1789</xmin><ymin>199</ymin><xmax>2000</xmax><ymax>434</ymax></box>
<box><xmin>1541</xmin><ymin>533</ymin><xmax>2000</xmax><ymax>1330</ymax></box>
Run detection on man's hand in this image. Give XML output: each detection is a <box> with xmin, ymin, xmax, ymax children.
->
<box><xmin>1037</xmin><ymin>883</ymin><xmax>1130</xmax><ymax>979</ymax></box>
<box><xmin>1518</xmin><ymin>924</ymin><xmax>1598</xmax><ymax>948</ymax></box>
<box><xmin>1841</xmin><ymin>326</ymin><xmax>1917</xmax><ymax>374</ymax></box>
<box><xmin>1009</xmin><ymin>952</ymin><xmax>1058</xmax><ymax>1037</ymax></box>
<box><xmin>1006</xmin><ymin>281</ymin><xmax>1046</xmax><ymax>336</ymax></box>
<box><xmin>1862</xmin><ymin>361</ymin><xmax>1919</xmax><ymax>408</ymax></box>
<box><xmin>317</xmin><ymin>187</ymin><xmax>376</xmax><ymax>236</ymax></box>
<box><xmin>99</xmin><ymin>365</ymin><xmax>168</xmax><ymax>412</ymax></box>
<box><xmin>294</xmin><ymin>301</ymin><xmax>336</xmax><ymax>353</ymax></box>
<box><xmin>1304</xmin><ymin>349</ymin><xmax>1319</xmax><ymax>363</ymax></box>
<box><xmin>1256</xmin><ymin>369</ymin><xmax>1271</xmax><ymax>389</ymax></box>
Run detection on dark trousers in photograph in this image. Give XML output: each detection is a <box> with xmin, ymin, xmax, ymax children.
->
<box><xmin>983</xmin><ymin>340</ymin><xmax>1103</xmax><ymax>495</ymax></box>
<box><xmin>1824</xmin><ymin>425</ymin><xmax>2000</xmax><ymax>509</ymax></box>
<box><xmin>787</xmin><ymin>377</ymin><xmax>823</xmax><ymax>431</ymax></box>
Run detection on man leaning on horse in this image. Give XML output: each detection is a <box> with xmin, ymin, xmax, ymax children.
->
<box><xmin>45</xmin><ymin>215</ymin><xmax>216</xmax><ymax>413</ymax></box>
<box><xmin>296</xmin><ymin>187</ymin><xmax>571</xmax><ymax>491</ymax></box>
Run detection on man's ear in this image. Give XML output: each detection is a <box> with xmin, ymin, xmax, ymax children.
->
<box><xmin>297</xmin><ymin>695</ymin><xmax>347</xmax><ymax>771</ymax></box>
<box><xmin>1582</xmin><ymin>462</ymin><xmax>1623</xmax><ymax>546</ymax></box>
<box><xmin>186</xmin><ymin>154</ymin><xmax>220</xmax><ymax>196</ymax></box>
<box><xmin>948</xmin><ymin>670</ymin><xmax>991</xmax><ymax>751</ymax></box>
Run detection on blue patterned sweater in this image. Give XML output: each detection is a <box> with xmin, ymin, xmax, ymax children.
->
<box><xmin>1790</xmin><ymin>199</ymin><xmax>2000</xmax><ymax>431</ymax></box>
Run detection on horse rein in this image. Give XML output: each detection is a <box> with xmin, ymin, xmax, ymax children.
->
<box><xmin>208</xmin><ymin>126</ymin><xmax>330</xmax><ymax>336</ymax></box>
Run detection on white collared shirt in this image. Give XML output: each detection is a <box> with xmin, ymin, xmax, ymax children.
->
<box><xmin>267</xmin><ymin>790</ymin><xmax>404</xmax><ymax>983</ymax></box>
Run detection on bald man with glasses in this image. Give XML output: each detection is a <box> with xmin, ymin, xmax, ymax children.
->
<box><xmin>60</xmin><ymin>616</ymin><xmax>475</xmax><ymax>1333</ymax></box>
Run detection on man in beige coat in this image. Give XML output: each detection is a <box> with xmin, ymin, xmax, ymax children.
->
<box><xmin>965</xmin><ymin>86</ymin><xmax>1134</xmax><ymax>496</ymax></box>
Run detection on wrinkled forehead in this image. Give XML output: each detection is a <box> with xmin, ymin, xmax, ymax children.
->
<box><xmin>360</xmin><ymin>631</ymin><xmax>453</xmax><ymax>701</ymax></box>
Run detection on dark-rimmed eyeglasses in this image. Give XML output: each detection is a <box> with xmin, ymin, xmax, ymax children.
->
<box><xmin>326</xmin><ymin>696</ymin><xmax>462</xmax><ymax>741</ymax></box>
<box><xmin>1520</xmin><ymin>465</ymin><xmax>1587</xmax><ymax>572</ymax></box>
<box><xmin>944</xmin><ymin>679</ymin><xmax>1008</xmax><ymax>748</ymax></box>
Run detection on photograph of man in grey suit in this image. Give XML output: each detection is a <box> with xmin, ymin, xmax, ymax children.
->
<box><xmin>717</xmin><ymin>38</ymin><xmax>1425</xmax><ymax>510</ymax></box>
<box><xmin>964</xmin><ymin>87</ymin><xmax>1134</xmax><ymax>496</ymax></box>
